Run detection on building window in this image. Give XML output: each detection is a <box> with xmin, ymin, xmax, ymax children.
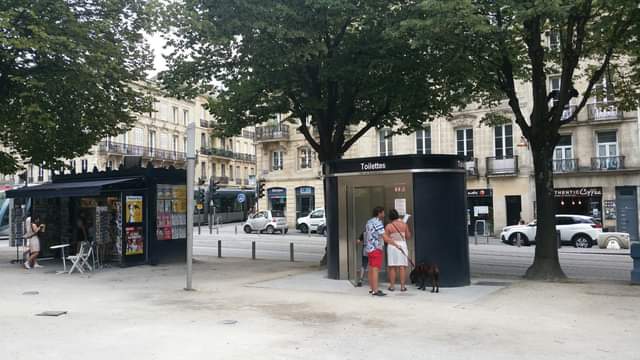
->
<box><xmin>299</xmin><ymin>147</ymin><xmax>313</xmax><ymax>169</ymax></box>
<box><xmin>107</xmin><ymin>160</ymin><xmax>113</xmax><ymax>169</ymax></box>
<box><xmin>236</xmin><ymin>166</ymin><xmax>240</xmax><ymax>180</ymax></box>
<box><xmin>494</xmin><ymin>124</ymin><xmax>513</xmax><ymax>159</ymax></box>
<box><xmin>183</xmin><ymin>109</ymin><xmax>189</xmax><ymax>125</ymax></box>
<box><xmin>250</xmin><ymin>167</ymin><xmax>255</xmax><ymax>176</ymax></box>
<box><xmin>597</xmin><ymin>131</ymin><xmax>618</xmax><ymax>158</ymax></box>
<box><xmin>272</xmin><ymin>151</ymin><xmax>284</xmax><ymax>171</ymax></box>
<box><xmin>553</xmin><ymin>135</ymin><xmax>574</xmax><ymax>172</ymax></box>
<box><xmin>201</xmin><ymin>162</ymin><xmax>206</xmax><ymax>179</ymax></box>
<box><xmin>172</xmin><ymin>135</ymin><xmax>178</xmax><ymax>153</ymax></box>
<box><xmin>548</xmin><ymin>30</ymin><xmax>560</xmax><ymax>50</ymax></box>
<box><xmin>172</xmin><ymin>106</ymin><xmax>178</xmax><ymax>123</ymax></box>
<box><xmin>200</xmin><ymin>133</ymin><xmax>207</xmax><ymax>149</ymax></box>
<box><xmin>416</xmin><ymin>127</ymin><xmax>431</xmax><ymax>155</ymax></box>
<box><xmin>456</xmin><ymin>128</ymin><xmax>474</xmax><ymax>158</ymax></box>
<box><xmin>148</xmin><ymin>130</ymin><xmax>156</xmax><ymax>149</ymax></box>
<box><xmin>183</xmin><ymin>136</ymin><xmax>187</xmax><ymax>153</ymax></box>
<box><xmin>212</xmin><ymin>163</ymin><xmax>217</xmax><ymax>178</ymax></box>
<box><xmin>81</xmin><ymin>159</ymin><xmax>88</xmax><ymax>172</ymax></box>
<box><xmin>38</xmin><ymin>166</ymin><xmax>44</xmax><ymax>180</ymax></box>
<box><xmin>221</xmin><ymin>164</ymin><xmax>226</xmax><ymax>177</ymax></box>
<box><xmin>229</xmin><ymin>164</ymin><xmax>234</xmax><ymax>179</ymax></box>
<box><xmin>378</xmin><ymin>129</ymin><xmax>393</xmax><ymax>156</ymax></box>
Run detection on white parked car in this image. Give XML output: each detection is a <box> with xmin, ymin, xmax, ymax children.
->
<box><xmin>243</xmin><ymin>210</ymin><xmax>288</xmax><ymax>234</ymax></box>
<box><xmin>500</xmin><ymin>214</ymin><xmax>602</xmax><ymax>248</ymax></box>
<box><xmin>296</xmin><ymin>208</ymin><xmax>325</xmax><ymax>233</ymax></box>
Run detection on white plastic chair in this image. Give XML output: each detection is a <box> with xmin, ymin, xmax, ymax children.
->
<box><xmin>67</xmin><ymin>242</ymin><xmax>93</xmax><ymax>274</ymax></box>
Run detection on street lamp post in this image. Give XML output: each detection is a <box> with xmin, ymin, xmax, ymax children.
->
<box><xmin>185</xmin><ymin>123</ymin><xmax>195</xmax><ymax>291</ymax></box>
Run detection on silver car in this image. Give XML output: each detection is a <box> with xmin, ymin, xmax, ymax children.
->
<box><xmin>243</xmin><ymin>210</ymin><xmax>288</xmax><ymax>234</ymax></box>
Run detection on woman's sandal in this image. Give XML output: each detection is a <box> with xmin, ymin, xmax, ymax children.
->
<box><xmin>400</xmin><ymin>287</ymin><xmax>408</xmax><ymax>292</ymax></box>
<box><xmin>388</xmin><ymin>287</ymin><xmax>395</xmax><ymax>292</ymax></box>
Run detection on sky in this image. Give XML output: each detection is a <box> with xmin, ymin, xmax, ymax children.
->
<box><xmin>146</xmin><ymin>32</ymin><xmax>171</xmax><ymax>77</ymax></box>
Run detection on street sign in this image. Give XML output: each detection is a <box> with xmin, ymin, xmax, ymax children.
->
<box><xmin>236</xmin><ymin>193</ymin><xmax>246</xmax><ymax>203</ymax></box>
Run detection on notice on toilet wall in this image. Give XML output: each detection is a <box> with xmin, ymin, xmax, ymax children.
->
<box><xmin>394</xmin><ymin>198</ymin><xmax>407</xmax><ymax>216</ymax></box>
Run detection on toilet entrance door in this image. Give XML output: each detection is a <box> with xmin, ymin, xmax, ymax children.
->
<box><xmin>346</xmin><ymin>186</ymin><xmax>385</xmax><ymax>286</ymax></box>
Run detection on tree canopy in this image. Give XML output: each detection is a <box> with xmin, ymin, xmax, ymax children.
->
<box><xmin>161</xmin><ymin>0</ymin><xmax>486</xmax><ymax>161</ymax></box>
<box><xmin>0</xmin><ymin>0</ymin><xmax>156</xmax><ymax>173</ymax></box>
<box><xmin>406</xmin><ymin>0</ymin><xmax>640</xmax><ymax>279</ymax></box>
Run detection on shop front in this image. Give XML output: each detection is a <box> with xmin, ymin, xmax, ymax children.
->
<box><xmin>7</xmin><ymin>166</ymin><xmax>187</xmax><ymax>266</ymax></box>
<box><xmin>267</xmin><ymin>187</ymin><xmax>287</xmax><ymax>212</ymax></box>
<box><xmin>295</xmin><ymin>186</ymin><xmax>315</xmax><ymax>219</ymax></box>
<box><xmin>466</xmin><ymin>189</ymin><xmax>493</xmax><ymax>235</ymax></box>
<box><xmin>554</xmin><ymin>187</ymin><xmax>603</xmax><ymax>223</ymax></box>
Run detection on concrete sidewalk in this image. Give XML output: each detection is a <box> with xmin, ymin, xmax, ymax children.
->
<box><xmin>1</xmin><ymin>253</ymin><xmax>639</xmax><ymax>360</ymax></box>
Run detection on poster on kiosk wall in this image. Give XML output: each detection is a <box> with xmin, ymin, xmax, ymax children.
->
<box><xmin>126</xmin><ymin>195</ymin><xmax>143</xmax><ymax>224</ymax></box>
<box><xmin>125</xmin><ymin>226</ymin><xmax>144</xmax><ymax>256</ymax></box>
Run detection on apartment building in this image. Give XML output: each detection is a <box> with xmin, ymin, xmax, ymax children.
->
<box><xmin>256</xmin><ymin>87</ymin><xmax>640</xmax><ymax>239</ymax></box>
<box><xmin>0</xmin><ymin>82</ymin><xmax>256</xmax><ymax>192</ymax></box>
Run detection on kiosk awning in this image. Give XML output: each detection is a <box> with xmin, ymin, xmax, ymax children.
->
<box><xmin>6</xmin><ymin>178</ymin><xmax>142</xmax><ymax>199</ymax></box>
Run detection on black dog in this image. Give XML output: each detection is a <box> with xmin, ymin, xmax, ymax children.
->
<box><xmin>410</xmin><ymin>263</ymin><xmax>440</xmax><ymax>293</ymax></box>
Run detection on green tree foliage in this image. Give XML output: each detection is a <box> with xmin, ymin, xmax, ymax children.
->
<box><xmin>0</xmin><ymin>0</ymin><xmax>157</xmax><ymax>173</ymax></box>
<box><xmin>161</xmin><ymin>0</ymin><xmax>484</xmax><ymax>162</ymax></box>
<box><xmin>407</xmin><ymin>0</ymin><xmax>640</xmax><ymax>279</ymax></box>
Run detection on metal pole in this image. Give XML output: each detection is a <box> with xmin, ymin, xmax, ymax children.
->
<box><xmin>517</xmin><ymin>232</ymin><xmax>521</xmax><ymax>248</ymax></box>
<box><xmin>185</xmin><ymin>123</ymin><xmax>196</xmax><ymax>291</ymax></box>
<box><xmin>209</xmin><ymin>200</ymin><xmax>213</xmax><ymax>234</ymax></box>
<box><xmin>252</xmin><ymin>241</ymin><xmax>256</xmax><ymax>260</ymax></box>
<box><xmin>290</xmin><ymin>242</ymin><xmax>294</xmax><ymax>262</ymax></box>
<box><xmin>218</xmin><ymin>240</ymin><xmax>222</xmax><ymax>258</ymax></box>
<box><xmin>198</xmin><ymin>210</ymin><xmax>201</xmax><ymax>235</ymax></box>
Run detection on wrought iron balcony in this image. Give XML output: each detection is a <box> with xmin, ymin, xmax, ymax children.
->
<box><xmin>98</xmin><ymin>141</ymin><xmax>185</xmax><ymax>161</ymax></box>
<box><xmin>587</xmin><ymin>102</ymin><xmax>623</xmax><ymax>121</ymax></box>
<box><xmin>214</xmin><ymin>176</ymin><xmax>229</xmax><ymax>185</ymax></box>
<box><xmin>233</xmin><ymin>153</ymin><xmax>257</xmax><ymax>163</ymax></box>
<box><xmin>242</xmin><ymin>130</ymin><xmax>255</xmax><ymax>140</ymax></box>
<box><xmin>486</xmin><ymin>156</ymin><xmax>519</xmax><ymax>176</ymax></box>
<box><xmin>591</xmin><ymin>156</ymin><xmax>625</xmax><ymax>171</ymax></box>
<box><xmin>256</xmin><ymin>125</ymin><xmax>289</xmax><ymax>141</ymax></box>
<box><xmin>553</xmin><ymin>159</ymin><xmax>579</xmax><ymax>173</ymax></box>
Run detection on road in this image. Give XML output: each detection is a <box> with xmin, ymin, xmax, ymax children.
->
<box><xmin>195</xmin><ymin>222</ymin><xmax>633</xmax><ymax>282</ymax></box>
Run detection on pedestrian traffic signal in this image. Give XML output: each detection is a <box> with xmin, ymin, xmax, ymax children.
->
<box><xmin>209</xmin><ymin>179</ymin><xmax>220</xmax><ymax>195</ymax></box>
<box><xmin>196</xmin><ymin>189</ymin><xmax>205</xmax><ymax>204</ymax></box>
<box><xmin>258</xmin><ymin>180</ymin><xmax>266</xmax><ymax>199</ymax></box>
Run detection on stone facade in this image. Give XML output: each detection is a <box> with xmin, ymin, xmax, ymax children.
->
<box><xmin>256</xmin><ymin>91</ymin><xmax>640</xmax><ymax>238</ymax></box>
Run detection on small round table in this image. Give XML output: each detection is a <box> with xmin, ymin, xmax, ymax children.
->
<box><xmin>49</xmin><ymin>244</ymin><xmax>70</xmax><ymax>274</ymax></box>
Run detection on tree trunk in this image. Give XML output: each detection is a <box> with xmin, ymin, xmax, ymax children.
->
<box><xmin>525</xmin><ymin>145</ymin><xmax>567</xmax><ymax>280</ymax></box>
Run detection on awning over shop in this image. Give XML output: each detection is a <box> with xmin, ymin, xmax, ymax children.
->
<box><xmin>6</xmin><ymin>177</ymin><xmax>143</xmax><ymax>199</ymax></box>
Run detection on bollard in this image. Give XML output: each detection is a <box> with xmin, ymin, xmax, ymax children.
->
<box><xmin>557</xmin><ymin>230</ymin><xmax>562</xmax><ymax>249</ymax></box>
<box><xmin>217</xmin><ymin>240</ymin><xmax>222</xmax><ymax>258</ymax></box>
<box><xmin>235</xmin><ymin>225</ymin><xmax>238</xmax><ymax>235</ymax></box>
<box><xmin>290</xmin><ymin>242</ymin><xmax>294</xmax><ymax>262</ymax></box>
<box><xmin>308</xmin><ymin>228</ymin><xmax>311</xmax><ymax>238</ymax></box>
<box><xmin>630</xmin><ymin>242</ymin><xmax>640</xmax><ymax>284</ymax></box>
<box><xmin>216</xmin><ymin>225</ymin><xmax>219</xmax><ymax>235</ymax></box>
<box><xmin>516</xmin><ymin>232</ymin><xmax>521</xmax><ymax>248</ymax></box>
<box><xmin>474</xmin><ymin>232</ymin><xmax>478</xmax><ymax>245</ymax></box>
<box><xmin>252</xmin><ymin>241</ymin><xmax>256</xmax><ymax>260</ymax></box>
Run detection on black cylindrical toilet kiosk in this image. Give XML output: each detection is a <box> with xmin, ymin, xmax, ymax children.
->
<box><xmin>324</xmin><ymin>154</ymin><xmax>470</xmax><ymax>287</ymax></box>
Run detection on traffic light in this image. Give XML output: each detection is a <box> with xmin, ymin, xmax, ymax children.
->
<box><xmin>209</xmin><ymin>179</ymin><xmax>220</xmax><ymax>195</ymax></box>
<box><xmin>258</xmin><ymin>180</ymin><xmax>266</xmax><ymax>199</ymax></box>
<box><xmin>195</xmin><ymin>189</ymin><xmax>205</xmax><ymax>204</ymax></box>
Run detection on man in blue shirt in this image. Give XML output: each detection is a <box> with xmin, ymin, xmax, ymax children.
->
<box><xmin>365</xmin><ymin>206</ymin><xmax>386</xmax><ymax>296</ymax></box>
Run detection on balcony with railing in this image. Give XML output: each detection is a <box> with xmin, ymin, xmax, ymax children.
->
<box><xmin>591</xmin><ymin>156</ymin><xmax>625</xmax><ymax>171</ymax></box>
<box><xmin>256</xmin><ymin>125</ymin><xmax>289</xmax><ymax>141</ymax></box>
<box><xmin>214</xmin><ymin>176</ymin><xmax>230</xmax><ymax>185</ymax></box>
<box><xmin>587</xmin><ymin>102</ymin><xmax>623</xmax><ymax>121</ymax></box>
<box><xmin>486</xmin><ymin>156</ymin><xmax>519</xmax><ymax>176</ymax></box>
<box><xmin>553</xmin><ymin>159</ymin><xmax>579</xmax><ymax>173</ymax></box>
<box><xmin>98</xmin><ymin>141</ymin><xmax>185</xmax><ymax>161</ymax></box>
<box><xmin>233</xmin><ymin>153</ymin><xmax>257</xmax><ymax>163</ymax></box>
<box><xmin>201</xmin><ymin>147</ymin><xmax>234</xmax><ymax>158</ymax></box>
<box><xmin>242</xmin><ymin>130</ymin><xmax>255</xmax><ymax>140</ymax></box>
<box><xmin>463</xmin><ymin>158</ymin><xmax>479</xmax><ymax>177</ymax></box>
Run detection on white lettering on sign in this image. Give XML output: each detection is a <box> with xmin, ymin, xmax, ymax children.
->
<box><xmin>360</xmin><ymin>162</ymin><xmax>386</xmax><ymax>171</ymax></box>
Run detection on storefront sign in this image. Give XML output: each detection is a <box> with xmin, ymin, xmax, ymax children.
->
<box><xmin>467</xmin><ymin>189</ymin><xmax>493</xmax><ymax>198</ymax></box>
<box><xmin>474</xmin><ymin>206</ymin><xmax>489</xmax><ymax>216</ymax></box>
<box><xmin>297</xmin><ymin>186</ymin><xmax>314</xmax><ymax>195</ymax></box>
<box><xmin>554</xmin><ymin>187</ymin><xmax>602</xmax><ymax>198</ymax></box>
<box><xmin>325</xmin><ymin>155</ymin><xmax>463</xmax><ymax>175</ymax></box>
<box><xmin>125</xmin><ymin>196</ymin><xmax>143</xmax><ymax>223</ymax></box>
<box><xmin>268</xmin><ymin>188</ymin><xmax>287</xmax><ymax>199</ymax></box>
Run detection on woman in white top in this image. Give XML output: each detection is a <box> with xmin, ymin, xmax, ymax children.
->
<box><xmin>25</xmin><ymin>215</ymin><xmax>44</xmax><ymax>269</ymax></box>
<box><xmin>383</xmin><ymin>209</ymin><xmax>411</xmax><ymax>292</ymax></box>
